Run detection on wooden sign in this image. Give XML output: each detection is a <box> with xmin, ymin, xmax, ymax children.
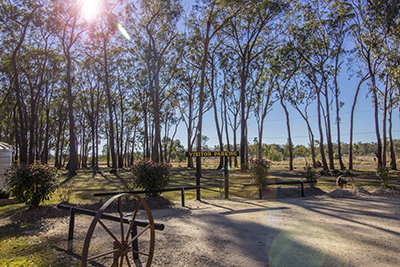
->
<box><xmin>185</xmin><ymin>151</ymin><xmax>239</xmax><ymax>157</ymax></box>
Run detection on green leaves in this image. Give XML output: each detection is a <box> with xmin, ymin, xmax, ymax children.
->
<box><xmin>131</xmin><ymin>159</ymin><xmax>172</xmax><ymax>196</ymax></box>
<box><xmin>5</xmin><ymin>162</ymin><xmax>59</xmax><ymax>208</ymax></box>
<box><xmin>249</xmin><ymin>157</ymin><xmax>270</xmax><ymax>186</ymax></box>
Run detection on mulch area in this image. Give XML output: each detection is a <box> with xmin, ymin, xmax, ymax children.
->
<box><xmin>8</xmin><ymin>196</ymin><xmax>175</xmax><ymax>224</ymax></box>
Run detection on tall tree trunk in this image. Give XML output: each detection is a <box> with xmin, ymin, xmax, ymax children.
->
<box><xmin>240</xmin><ymin>69</ymin><xmax>247</xmax><ymax>170</ymax></box>
<box><xmin>210</xmin><ymin>61</ymin><xmax>224</xmax><ymax>169</ymax></box>
<box><xmin>317</xmin><ymin>91</ymin><xmax>329</xmax><ymax>171</ymax></box>
<box><xmin>103</xmin><ymin>40</ymin><xmax>117</xmax><ymax>173</ymax></box>
<box><xmin>323</xmin><ymin>81</ymin><xmax>334</xmax><ymax>170</ymax></box>
<box><xmin>335</xmin><ymin>89</ymin><xmax>345</xmax><ymax>170</ymax></box>
<box><xmin>281</xmin><ymin>98</ymin><xmax>293</xmax><ymax>170</ymax></box>
<box><xmin>373</xmin><ymin>88</ymin><xmax>383</xmax><ymax>167</ymax></box>
<box><xmin>66</xmin><ymin>53</ymin><xmax>78</xmax><ymax>177</ymax></box>
<box><xmin>143</xmin><ymin>104</ymin><xmax>150</xmax><ymax>159</ymax></box>
<box><xmin>42</xmin><ymin>107</ymin><xmax>50</xmax><ymax>164</ymax></box>
<box><xmin>382</xmin><ymin>76</ymin><xmax>389</xmax><ymax>167</ymax></box>
<box><xmin>28</xmin><ymin>84</ymin><xmax>37</xmax><ymax>164</ymax></box>
<box><xmin>349</xmin><ymin>75</ymin><xmax>368</xmax><ymax>170</ymax></box>
<box><xmin>388</xmin><ymin>103</ymin><xmax>397</xmax><ymax>170</ymax></box>
<box><xmin>223</xmin><ymin>90</ymin><xmax>232</xmax><ymax>167</ymax></box>
<box><xmin>54</xmin><ymin>108</ymin><xmax>64</xmax><ymax>169</ymax></box>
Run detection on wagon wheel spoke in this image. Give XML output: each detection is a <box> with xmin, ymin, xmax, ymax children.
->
<box><xmin>128</xmin><ymin>225</ymin><xmax>150</xmax><ymax>246</ymax></box>
<box><xmin>111</xmin><ymin>255</ymin><xmax>119</xmax><ymax>267</ymax></box>
<box><xmin>130</xmin><ymin>249</ymin><xmax>151</xmax><ymax>257</ymax></box>
<box><xmin>99</xmin><ymin>219</ymin><xmax>120</xmax><ymax>244</ymax></box>
<box><xmin>125</xmin><ymin>202</ymin><xmax>142</xmax><ymax>242</ymax></box>
<box><xmin>118</xmin><ymin>197</ymin><xmax>125</xmax><ymax>243</ymax></box>
<box><xmin>125</xmin><ymin>255</ymin><xmax>132</xmax><ymax>267</ymax></box>
<box><xmin>87</xmin><ymin>248</ymin><xmax>120</xmax><ymax>261</ymax></box>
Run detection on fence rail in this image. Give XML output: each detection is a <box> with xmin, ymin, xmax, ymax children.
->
<box><xmin>243</xmin><ymin>179</ymin><xmax>317</xmax><ymax>199</ymax></box>
<box><xmin>94</xmin><ymin>186</ymin><xmax>201</xmax><ymax>207</ymax></box>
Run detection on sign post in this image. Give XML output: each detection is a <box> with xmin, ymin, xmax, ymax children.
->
<box><xmin>224</xmin><ymin>156</ymin><xmax>229</xmax><ymax>199</ymax></box>
<box><xmin>186</xmin><ymin>151</ymin><xmax>239</xmax><ymax>200</ymax></box>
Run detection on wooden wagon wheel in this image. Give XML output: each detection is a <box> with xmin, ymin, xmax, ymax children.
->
<box><xmin>81</xmin><ymin>193</ymin><xmax>155</xmax><ymax>267</ymax></box>
<box><xmin>336</xmin><ymin>175</ymin><xmax>355</xmax><ymax>189</ymax></box>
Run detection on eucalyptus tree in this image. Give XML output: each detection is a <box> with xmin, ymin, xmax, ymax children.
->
<box><xmin>77</xmin><ymin>55</ymin><xmax>105</xmax><ymax>170</ymax></box>
<box><xmin>51</xmin><ymin>0</ymin><xmax>89</xmax><ymax>176</ymax></box>
<box><xmin>131</xmin><ymin>0</ymin><xmax>185</xmax><ymax>162</ymax></box>
<box><xmin>83</xmin><ymin>1</ymin><xmax>131</xmax><ymax>173</ymax></box>
<box><xmin>225</xmin><ymin>73</ymin><xmax>241</xmax><ymax>167</ymax></box>
<box><xmin>350</xmin><ymin>0</ymin><xmax>390</xmax><ymax>166</ymax></box>
<box><xmin>364</xmin><ymin>0</ymin><xmax>400</xmax><ymax>169</ymax></box>
<box><xmin>189</xmin><ymin>0</ymin><xmax>249</xmax><ymax>181</ymax></box>
<box><xmin>348</xmin><ymin>74</ymin><xmax>369</xmax><ymax>170</ymax></box>
<box><xmin>288</xmin><ymin>76</ymin><xmax>318</xmax><ymax>168</ymax></box>
<box><xmin>18</xmin><ymin>18</ymin><xmax>62</xmax><ymax>164</ymax></box>
<box><xmin>328</xmin><ymin>1</ymin><xmax>354</xmax><ymax>170</ymax></box>
<box><xmin>0</xmin><ymin>0</ymin><xmax>42</xmax><ymax>164</ymax></box>
<box><xmin>271</xmin><ymin>45</ymin><xmax>303</xmax><ymax>170</ymax></box>
<box><xmin>219</xmin><ymin>0</ymin><xmax>286</xmax><ymax>167</ymax></box>
<box><xmin>287</xmin><ymin>0</ymin><xmax>351</xmax><ymax>170</ymax></box>
<box><xmin>176</xmin><ymin>53</ymin><xmax>203</xmax><ymax>168</ymax></box>
<box><xmin>207</xmin><ymin>40</ymin><xmax>226</xmax><ymax>169</ymax></box>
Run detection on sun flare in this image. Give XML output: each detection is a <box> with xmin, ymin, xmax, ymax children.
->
<box><xmin>80</xmin><ymin>0</ymin><xmax>101</xmax><ymax>21</ymax></box>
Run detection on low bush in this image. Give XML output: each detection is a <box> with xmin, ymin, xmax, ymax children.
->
<box><xmin>5</xmin><ymin>162</ymin><xmax>59</xmax><ymax>208</ymax></box>
<box><xmin>304</xmin><ymin>164</ymin><xmax>317</xmax><ymax>186</ymax></box>
<box><xmin>249</xmin><ymin>158</ymin><xmax>270</xmax><ymax>189</ymax></box>
<box><xmin>377</xmin><ymin>165</ymin><xmax>389</xmax><ymax>187</ymax></box>
<box><xmin>131</xmin><ymin>159</ymin><xmax>171</xmax><ymax>197</ymax></box>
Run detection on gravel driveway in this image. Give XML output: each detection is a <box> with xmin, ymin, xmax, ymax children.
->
<box><xmin>148</xmin><ymin>193</ymin><xmax>400</xmax><ymax>267</ymax></box>
<box><xmin>34</xmin><ymin>188</ymin><xmax>400</xmax><ymax>267</ymax></box>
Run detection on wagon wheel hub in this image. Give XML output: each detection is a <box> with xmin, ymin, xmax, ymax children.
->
<box><xmin>118</xmin><ymin>242</ymin><xmax>130</xmax><ymax>256</ymax></box>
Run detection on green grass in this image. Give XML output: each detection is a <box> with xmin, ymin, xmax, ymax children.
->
<box><xmin>0</xmin><ymin>221</ymin><xmax>79</xmax><ymax>267</ymax></box>
<box><xmin>0</xmin><ymin>159</ymin><xmax>399</xmax><ymax>267</ymax></box>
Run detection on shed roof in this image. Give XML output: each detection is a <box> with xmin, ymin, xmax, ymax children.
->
<box><xmin>0</xmin><ymin>142</ymin><xmax>11</xmax><ymax>150</ymax></box>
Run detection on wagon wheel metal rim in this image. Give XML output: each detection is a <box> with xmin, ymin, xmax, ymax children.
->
<box><xmin>81</xmin><ymin>193</ymin><xmax>155</xmax><ymax>267</ymax></box>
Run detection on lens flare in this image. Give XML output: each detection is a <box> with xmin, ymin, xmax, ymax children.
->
<box><xmin>117</xmin><ymin>23</ymin><xmax>131</xmax><ymax>40</ymax></box>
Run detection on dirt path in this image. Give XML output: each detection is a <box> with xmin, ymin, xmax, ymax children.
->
<box><xmin>45</xmin><ymin>192</ymin><xmax>400</xmax><ymax>267</ymax></box>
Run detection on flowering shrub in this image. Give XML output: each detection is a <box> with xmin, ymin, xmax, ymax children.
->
<box><xmin>249</xmin><ymin>158</ymin><xmax>270</xmax><ymax>188</ymax></box>
<box><xmin>131</xmin><ymin>159</ymin><xmax>171</xmax><ymax>197</ymax></box>
<box><xmin>5</xmin><ymin>162</ymin><xmax>59</xmax><ymax>207</ymax></box>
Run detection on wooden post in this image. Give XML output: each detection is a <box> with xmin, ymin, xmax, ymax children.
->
<box><xmin>301</xmin><ymin>179</ymin><xmax>305</xmax><ymax>197</ymax></box>
<box><xmin>181</xmin><ymin>187</ymin><xmax>185</xmax><ymax>207</ymax></box>
<box><xmin>113</xmin><ymin>241</ymin><xmax>119</xmax><ymax>267</ymax></box>
<box><xmin>132</xmin><ymin>225</ymin><xmax>139</xmax><ymax>260</ymax></box>
<box><xmin>259</xmin><ymin>183</ymin><xmax>263</xmax><ymax>199</ymax></box>
<box><xmin>196</xmin><ymin>157</ymin><xmax>201</xmax><ymax>200</ymax></box>
<box><xmin>224</xmin><ymin>156</ymin><xmax>229</xmax><ymax>199</ymax></box>
<box><xmin>67</xmin><ymin>209</ymin><xmax>75</xmax><ymax>252</ymax></box>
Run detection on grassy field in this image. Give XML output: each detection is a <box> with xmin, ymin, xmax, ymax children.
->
<box><xmin>0</xmin><ymin>157</ymin><xmax>399</xmax><ymax>266</ymax></box>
